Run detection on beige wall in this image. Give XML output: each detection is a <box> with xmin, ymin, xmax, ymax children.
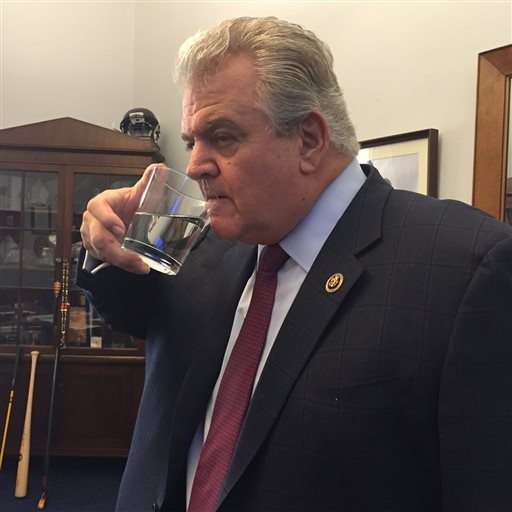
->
<box><xmin>0</xmin><ymin>1</ymin><xmax>135</xmax><ymax>131</ymax></box>
<box><xmin>1</xmin><ymin>1</ymin><xmax>511</xmax><ymax>203</ymax></box>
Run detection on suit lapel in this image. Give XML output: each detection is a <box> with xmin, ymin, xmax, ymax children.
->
<box><xmin>218</xmin><ymin>166</ymin><xmax>392</xmax><ymax>507</ymax></box>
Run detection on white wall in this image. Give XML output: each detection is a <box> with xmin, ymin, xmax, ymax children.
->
<box><xmin>1</xmin><ymin>1</ymin><xmax>511</xmax><ymax>203</ymax></box>
<box><xmin>0</xmin><ymin>1</ymin><xmax>135</xmax><ymax>130</ymax></box>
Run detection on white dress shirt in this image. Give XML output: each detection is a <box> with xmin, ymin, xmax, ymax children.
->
<box><xmin>186</xmin><ymin>159</ymin><xmax>367</xmax><ymax>506</ymax></box>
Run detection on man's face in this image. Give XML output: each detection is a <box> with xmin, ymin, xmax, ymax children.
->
<box><xmin>181</xmin><ymin>55</ymin><xmax>312</xmax><ymax>245</ymax></box>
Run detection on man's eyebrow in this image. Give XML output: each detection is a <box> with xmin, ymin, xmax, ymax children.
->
<box><xmin>181</xmin><ymin>118</ymin><xmax>243</xmax><ymax>142</ymax></box>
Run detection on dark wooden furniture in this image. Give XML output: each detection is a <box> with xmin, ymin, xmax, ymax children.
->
<box><xmin>0</xmin><ymin>117</ymin><xmax>163</xmax><ymax>457</ymax></box>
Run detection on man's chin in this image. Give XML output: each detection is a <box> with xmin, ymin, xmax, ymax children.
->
<box><xmin>209</xmin><ymin>219</ymin><xmax>245</xmax><ymax>242</ymax></box>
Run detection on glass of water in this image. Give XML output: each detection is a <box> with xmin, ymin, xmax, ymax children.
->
<box><xmin>121</xmin><ymin>166</ymin><xmax>209</xmax><ymax>275</ymax></box>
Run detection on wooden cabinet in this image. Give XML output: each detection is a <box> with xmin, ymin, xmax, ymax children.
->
<box><xmin>0</xmin><ymin>117</ymin><xmax>164</xmax><ymax>456</ymax></box>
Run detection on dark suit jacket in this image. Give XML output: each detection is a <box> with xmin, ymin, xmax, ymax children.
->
<box><xmin>77</xmin><ymin>166</ymin><xmax>512</xmax><ymax>512</ymax></box>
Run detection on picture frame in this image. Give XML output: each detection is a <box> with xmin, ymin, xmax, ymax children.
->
<box><xmin>471</xmin><ymin>44</ymin><xmax>512</xmax><ymax>222</ymax></box>
<box><xmin>358</xmin><ymin>129</ymin><xmax>439</xmax><ymax>197</ymax></box>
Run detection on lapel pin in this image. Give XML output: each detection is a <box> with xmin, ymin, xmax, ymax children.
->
<box><xmin>325</xmin><ymin>273</ymin><xmax>344</xmax><ymax>293</ymax></box>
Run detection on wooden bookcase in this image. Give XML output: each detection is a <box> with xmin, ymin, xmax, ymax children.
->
<box><xmin>0</xmin><ymin>117</ymin><xmax>163</xmax><ymax>457</ymax></box>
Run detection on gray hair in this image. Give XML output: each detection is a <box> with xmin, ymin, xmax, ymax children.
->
<box><xmin>174</xmin><ymin>16</ymin><xmax>359</xmax><ymax>157</ymax></box>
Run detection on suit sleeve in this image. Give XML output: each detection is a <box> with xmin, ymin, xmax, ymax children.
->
<box><xmin>439</xmin><ymin>233</ymin><xmax>512</xmax><ymax>511</ymax></box>
<box><xmin>75</xmin><ymin>247</ymin><xmax>159</xmax><ymax>340</ymax></box>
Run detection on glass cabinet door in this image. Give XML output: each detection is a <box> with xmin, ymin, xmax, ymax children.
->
<box><xmin>0</xmin><ymin>168</ymin><xmax>142</xmax><ymax>350</ymax></box>
<box><xmin>69</xmin><ymin>172</ymin><xmax>140</xmax><ymax>350</ymax></box>
<box><xmin>0</xmin><ymin>170</ymin><xmax>58</xmax><ymax>346</ymax></box>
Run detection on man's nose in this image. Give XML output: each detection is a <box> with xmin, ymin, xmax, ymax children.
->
<box><xmin>186</xmin><ymin>142</ymin><xmax>219</xmax><ymax>181</ymax></box>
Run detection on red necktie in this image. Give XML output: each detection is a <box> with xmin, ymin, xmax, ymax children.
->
<box><xmin>188</xmin><ymin>244</ymin><xmax>289</xmax><ymax>512</ymax></box>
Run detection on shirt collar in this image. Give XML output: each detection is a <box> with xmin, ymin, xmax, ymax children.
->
<box><xmin>275</xmin><ymin>158</ymin><xmax>367</xmax><ymax>272</ymax></box>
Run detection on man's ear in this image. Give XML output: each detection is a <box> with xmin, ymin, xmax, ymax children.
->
<box><xmin>297</xmin><ymin>111</ymin><xmax>329</xmax><ymax>175</ymax></box>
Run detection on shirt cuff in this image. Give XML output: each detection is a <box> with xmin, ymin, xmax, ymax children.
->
<box><xmin>83</xmin><ymin>251</ymin><xmax>111</xmax><ymax>275</ymax></box>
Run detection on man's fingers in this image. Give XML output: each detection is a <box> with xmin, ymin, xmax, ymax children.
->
<box><xmin>81</xmin><ymin>211</ymin><xmax>119</xmax><ymax>260</ymax></box>
<box><xmin>86</xmin><ymin>190</ymin><xmax>129</xmax><ymax>242</ymax></box>
<box><xmin>81</xmin><ymin>212</ymin><xmax>149</xmax><ymax>274</ymax></box>
<box><xmin>79</xmin><ymin>163</ymin><xmax>165</xmax><ymax>275</ymax></box>
<box><xmin>107</xmin><ymin>249</ymin><xmax>151</xmax><ymax>275</ymax></box>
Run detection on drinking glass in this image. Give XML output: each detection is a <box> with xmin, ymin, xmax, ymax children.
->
<box><xmin>121</xmin><ymin>166</ymin><xmax>209</xmax><ymax>275</ymax></box>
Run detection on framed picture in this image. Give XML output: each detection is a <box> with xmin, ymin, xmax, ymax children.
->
<box><xmin>358</xmin><ymin>129</ymin><xmax>439</xmax><ymax>197</ymax></box>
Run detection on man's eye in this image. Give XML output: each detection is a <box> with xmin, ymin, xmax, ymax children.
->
<box><xmin>213</xmin><ymin>133</ymin><xmax>235</xmax><ymax>146</ymax></box>
<box><xmin>185</xmin><ymin>141</ymin><xmax>195</xmax><ymax>151</ymax></box>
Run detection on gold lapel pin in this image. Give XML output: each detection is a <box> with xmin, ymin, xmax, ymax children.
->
<box><xmin>325</xmin><ymin>273</ymin><xmax>344</xmax><ymax>293</ymax></box>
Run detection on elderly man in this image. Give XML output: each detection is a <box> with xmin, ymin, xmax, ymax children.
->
<box><xmin>78</xmin><ymin>16</ymin><xmax>512</xmax><ymax>512</ymax></box>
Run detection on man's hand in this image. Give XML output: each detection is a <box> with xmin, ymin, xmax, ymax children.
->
<box><xmin>80</xmin><ymin>163</ymin><xmax>166</xmax><ymax>274</ymax></box>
